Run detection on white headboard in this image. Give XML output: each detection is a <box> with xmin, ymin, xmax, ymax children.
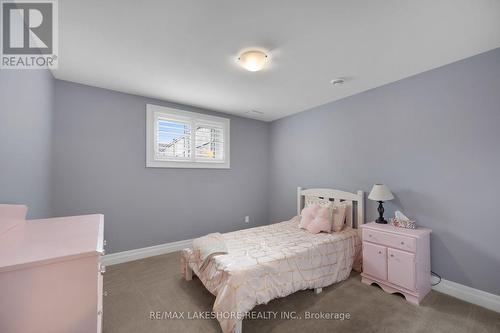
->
<box><xmin>297</xmin><ymin>187</ymin><xmax>365</xmax><ymax>229</ymax></box>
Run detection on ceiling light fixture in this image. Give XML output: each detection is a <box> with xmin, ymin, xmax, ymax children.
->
<box><xmin>330</xmin><ymin>78</ymin><xmax>345</xmax><ymax>86</ymax></box>
<box><xmin>238</xmin><ymin>50</ymin><xmax>268</xmax><ymax>72</ymax></box>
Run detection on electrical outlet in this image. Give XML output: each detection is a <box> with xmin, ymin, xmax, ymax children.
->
<box><xmin>244</xmin><ymin>216</ymin><xmax>250</xmax><ymax>223</ymax></box>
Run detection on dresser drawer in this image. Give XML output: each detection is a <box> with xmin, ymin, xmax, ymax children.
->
<box><xmin>363</xmin><ymin>228</ymin><xmax>416</xmax><ymax>252</ymax></box>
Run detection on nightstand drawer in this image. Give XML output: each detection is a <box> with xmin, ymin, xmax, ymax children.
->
<box><xmin>363</xmin><ymin>228</ymin><xmax>416</xmax><ymax>253</ymax></box>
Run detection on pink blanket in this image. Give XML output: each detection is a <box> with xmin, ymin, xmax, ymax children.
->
<box><xmin>181</xmin><ymin>216</ymin><xmax>362</xmax><ymax>333</ymax></box>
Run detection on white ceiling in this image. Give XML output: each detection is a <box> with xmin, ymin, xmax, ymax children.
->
<box><xmin>53</xmin><ymin>0</ymin><xmax>500</xmax><ymax>121</ymax></box>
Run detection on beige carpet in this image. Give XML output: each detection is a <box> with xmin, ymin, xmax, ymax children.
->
<box><xmin>103</xmin><ymin>252</ymin><xmax>500</xmax><ymax>333</ymax></box>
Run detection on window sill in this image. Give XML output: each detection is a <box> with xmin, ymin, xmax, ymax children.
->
<box><xmin>146</xmin><ymin>160</ymin><xmax>230</xmax><ymax>169</ymax></box>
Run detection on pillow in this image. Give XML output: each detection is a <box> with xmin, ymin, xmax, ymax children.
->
<box><xmin>305</xmin><ymin>206</ymin><xmax>333</xmax><ymax>234</ymax></box>
<box><xmin>298</xmin><ymin>204</ymin><xmax>320</xmax><ymax>229</ymax></box>
<box><xmin>305</xmin><ymin>197</ymin><xmax>334</xmax><ymax>222</ymax></box>
<box><xmin>331</xmin><ymin>202</ymin><xmax>348</xmax><ymax>232</ymax></box>
<box><xmin>305</xmin><ymin>197</ymin><xmax>331</xmax><ymax>209</ymax></box>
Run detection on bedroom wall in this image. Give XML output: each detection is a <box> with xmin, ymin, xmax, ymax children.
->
<box><xmin>0</xmin><ymin>70</ymin><xmax>54</xmax><ymax>219</ymax></box>
<box><xmin>52</xmin><ymin>80</ymin><xmax>270</xmax><ymax>254</ymax></box>
<box><xmin>269</xmin><ymin>47</ymin><xmax>500</xmax><ymax>295</ymax></box>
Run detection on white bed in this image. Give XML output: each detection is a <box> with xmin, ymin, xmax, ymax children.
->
<box><xmin>181</xmin><ymin>187</ymin><xmax>365</xmax><ymax>333</ymax></box>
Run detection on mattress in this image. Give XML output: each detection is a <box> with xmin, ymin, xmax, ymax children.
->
<box><xmin>181</xmin><ymin>216</ymin><xmax>362</xmax><ymax>333</ymax></box>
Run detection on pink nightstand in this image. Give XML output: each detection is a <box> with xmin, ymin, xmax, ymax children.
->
<box><xmin>360</xmin><ymin>222</ymin><xmax>431</xmax><ymax>305</ymax></box>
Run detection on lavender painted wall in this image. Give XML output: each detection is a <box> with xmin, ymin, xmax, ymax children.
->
<box><xmin>269</xmin><ymin>48</ymin><xmax>500</xmax><ymax>294</ymax></box>
<box><xmin>2</xmin><ymin>49</ymin><xmax>497</xmax><ymax>296</ymax></box>
<box><xmin>52</xmin><ymin>80</ymin><xmax>270</xmax><ymax>254</ymax></box>
<box><xmin>0</xmin><ymin>70</ymin><xmax>54</xmax><ymax>218</ymax></box>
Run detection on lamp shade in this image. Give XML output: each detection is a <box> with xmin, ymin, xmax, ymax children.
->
<box><xmin>368</xmin><ymin>184</ymin><xmax>394</xmax><ymax>201</ymax></box>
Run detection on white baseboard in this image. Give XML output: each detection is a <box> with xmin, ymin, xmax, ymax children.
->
<box><xmin>432</xmin><ymin>278</ymin><xmax>500</xmax><ymax>313</ymax></box>
<box><xmin>102</xmin><ymin>239</ymin><xmax>192</xmax><ymax>266</ymax></box>
<box><xmin>103</xmin><ymin>239</ymin><xmax>499</xmax><ymax>313</ymax></box>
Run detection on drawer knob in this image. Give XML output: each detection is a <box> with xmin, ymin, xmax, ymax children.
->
<box><xmin>378</xmin><ymin>251</ymin><xmax>381</xmax><ymax>254</ymax></box>
<box><xmin>369</xmin><ymin>234</ymin><xmax>372</xmax><ymax>237</ymax></box>
<box><xmin>401</xmin><ymin>241</ymin><xmax>404</xmax><ymax>245</ymax></box>
<box><xmin>390</xmin><ymin>254</ymin><xmax>394</xmax><ymax>258</ymax></box>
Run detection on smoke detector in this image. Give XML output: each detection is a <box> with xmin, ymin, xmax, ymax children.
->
<box><xmin>330</xmin><ymin>78</ymin><xmax>345</xmax><ymax>86</ymax></box>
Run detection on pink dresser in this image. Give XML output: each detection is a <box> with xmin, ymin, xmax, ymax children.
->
<box><xmin>0</xmin><ymin>204</ymin><xmax>105</xmax><ymax>333</ymax></box>
<box><xmin>360</xmin><ymin>222</ymin><xmax>431</xmax><ymax>304</ymax></box>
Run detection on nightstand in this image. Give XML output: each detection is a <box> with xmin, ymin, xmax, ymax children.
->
<box><xmin>360</xmin><ymin>222</ymin><xmax>431</xmax><ymax>304</ymax></box>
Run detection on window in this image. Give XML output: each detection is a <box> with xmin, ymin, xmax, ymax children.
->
<box><xmin>146</xmin><ymin>104</ymin><xmax>230</xmax><ymax>168</ymax></box>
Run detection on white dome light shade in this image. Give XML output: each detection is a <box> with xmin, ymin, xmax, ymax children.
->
<box><xmin>238</xmin><ymin>50</ymin><xmax>268</xmax><ymax>72</ymax></box>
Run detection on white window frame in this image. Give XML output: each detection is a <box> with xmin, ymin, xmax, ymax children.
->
<box><xmin>146</xmin><ymin>104</ymin><xmax>230</xmax><ymax>169</ymax></box>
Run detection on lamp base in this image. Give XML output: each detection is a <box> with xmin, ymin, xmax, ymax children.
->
<box><xmin>376</xmin><ymin>201</ymin><xmax>387</xmax><ymax>224</ymax></box>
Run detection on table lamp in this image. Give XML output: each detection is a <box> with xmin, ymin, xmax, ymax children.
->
<box><xmin>368</xmin><ymin>184</ymin><xmax>394</xmax><ymax>224</ymax></box>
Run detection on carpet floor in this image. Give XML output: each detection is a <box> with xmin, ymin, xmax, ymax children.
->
<box><xmin>103</xmin><ymin>252</ymin><xmax>500</xmax><ymax>333</ymax></box>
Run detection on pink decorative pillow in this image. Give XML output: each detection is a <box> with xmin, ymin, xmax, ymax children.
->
<box><xmin>299</xmin><ymin>204</ymin><xmax>320</xmax><ymax>229</ymax></box>
<box><xmin>332</xmin><ymin>202</ymin><xmax>347</xmax><ymax>232</ymax></box>
<box><xmin>305</xmin><ymin>206</ymin><xmax>333</xmax><ymax>234</ymax></box>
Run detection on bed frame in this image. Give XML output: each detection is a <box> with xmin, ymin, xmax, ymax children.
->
<box><xmin>189</xmin><ymin>187</ymin><xmax>365</xmax><ymax>333</ymax></box>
